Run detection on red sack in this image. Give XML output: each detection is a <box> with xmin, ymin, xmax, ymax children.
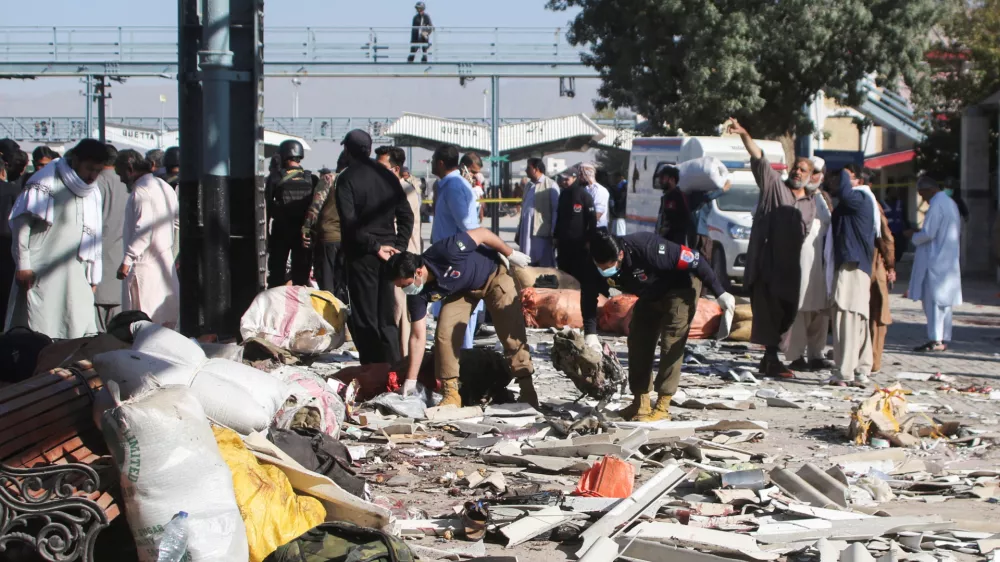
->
<box><xmin>598</xmin><ymin>294</ymin><xmax>639</xmax><ymax>335</ymax></box>
<box><xmin>689</xmin><ymin>298</ymin><xmax>723</xmax><ymax>340</ymax></box>
<box><xmin>520</xmin><ymin>288</ymin><xmax>583</xmax><ymax>329</ymax></box>
<box><xmin>573</xmin><ymin>455</ymin><xmax>635</xmax><ymax>498</ymax></box>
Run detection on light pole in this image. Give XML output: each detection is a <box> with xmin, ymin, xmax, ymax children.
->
<box><xmin>292</xmin><ymin>78</ymin><xmax>302</xmax><ymax>118</ymax></box>
<box><xmin>483</xmin><ymin>88</ymin><xmax>489</xmax><ymax>120</ymax></box>
<box><xmin>159</xmin><ymin>94</ymin><xmax>167</xmax><ymax>148</ymax></box>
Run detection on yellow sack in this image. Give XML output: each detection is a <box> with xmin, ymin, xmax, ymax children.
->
<box><xmin>309</xmin><ymin>290</ymin><xmax>347</xmax><ymax>334</ymax></box>
<box><xmin>213</xmin><ymin>427</ymin><xmax>326</xmax><ymax>562</ymax></box>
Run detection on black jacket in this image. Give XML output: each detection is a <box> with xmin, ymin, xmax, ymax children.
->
<box><xmin>411</xmin><ymin>13</ymin><xmax>433</xmax><ymax>42</ymax></box>
<box><xmin>335</xmin><ymin>159</ymin><xmax>414</xmax><ymax>258</ymax></box>
<box><xmin>554</xmin><ymin>184</ymin><xmax>596</xmax><ymax>242</ymax></box>
<box><xmin>590</xmin><ymin>232</ymin><xmax>725</xmax><ymax>303</ymax></box>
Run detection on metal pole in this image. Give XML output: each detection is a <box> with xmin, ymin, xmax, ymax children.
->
<box><xmin>96</xmin><ymin>76</ymin><xmax>106</xmax><ymax>143</ymax></box>
<box><xmin>84</xmin><ymin>75</ymin><xmax>93</xmax><ymax>138</ymax></box>
<box><xmin>490</xmin><ymin>75</ymin><xmax>500</xmax><ymax>235</ymax></box>
<box><xmin>199</xmin><ymin>0</ymin><xmax>234</xmax><ymax>335</ymax></box>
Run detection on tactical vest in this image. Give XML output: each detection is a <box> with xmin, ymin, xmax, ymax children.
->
<box><xmin>276</xmin><ymin>168</ymin><xmax>315</xmax><ymax>207</ymax></box>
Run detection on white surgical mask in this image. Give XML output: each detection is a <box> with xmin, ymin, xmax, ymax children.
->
<box><xmin>402</xmin><ymin>279</ymin><xmax>424</xmax><ymax>296</ymax></box>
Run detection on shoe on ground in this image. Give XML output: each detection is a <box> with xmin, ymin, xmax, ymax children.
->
<box><xmin>808</xmin><ymin>358</ymin><xmax>836</xmax><ymax>370</ymax></box>
<box><xmin>622</xmin><ymin>394</ymin><xmax>652</xmax><ymax>421</ymax></box>
<box><xmin>635</xmin><ymin>395</ymin><xmax>671</xmax><ymax>422</ymax></box>
<box><xmin>913</xmin><ymin>341</ymin><xmax>947</xmax><ymax>352</ymax></box>
<box><xmin>761</xmin><ymin>356</ymin><xmax>795</xmax><ymax>379</ymax></box>
<box><xmin>788</xmin><ymin>358</ymin><xmax>810</xmax><ymax>371</ymax></box>
<box><xmin>438</xmin><ymin>378</ymin><xmax>462</xmax><ymax>408</ymax></box>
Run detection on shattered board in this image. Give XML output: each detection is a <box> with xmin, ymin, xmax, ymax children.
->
<box><xmin>550</xmin><ymin>329</ymin><xmax>626</xmax><ymax>401</ymax></box>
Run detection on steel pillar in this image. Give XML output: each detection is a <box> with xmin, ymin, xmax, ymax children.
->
<box><xmin>490</xmin><ymin>75</ymin><xmax>500</xmax><ymax>234</ymax></box>
<box><xmin>178</xmin><ymin>0</ymin><xmax>205</xmax><ymax>335</ymax></box>
<box><xmin>198</xmin><ymin>0</ymin><xmax>235</xmax><ymax>335</ymax></box>
<box><xmin>84</xmin><ymin>76</ymin><xmax>93</xmax><ymax>138</ymax></box>
<box><xmin>95</xmin><ymin>76</ymin><xmax>106</xmax><ymax>143</ymax></box>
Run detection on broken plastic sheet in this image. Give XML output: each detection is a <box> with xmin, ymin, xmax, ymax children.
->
<box><xmin>363</xmin><ymin>385</ymin><xmax>440</xmax><ymax>419</ymax></box>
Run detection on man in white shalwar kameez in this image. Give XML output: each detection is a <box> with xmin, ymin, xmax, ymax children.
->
<box><xmin>906</xmin><ymin>176</ymin><xmax>962</xmax><ymax>352</ymax></box>
<box><xmin>114</xmin><ymin>149</ymin><xmax>180</xmax><ymax>328</ymax></box>
<box><xmin>516</xmin><ymin>158</ymin><xmax>559</xmax><ymax>266</ymax></box>
<box><xmin>5</xmin><ymin>139</ymin><xmax>106</xmax><ymax>339</ymax></box>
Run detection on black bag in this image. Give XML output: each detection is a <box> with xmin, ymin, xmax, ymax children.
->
<box><xmin>267</xmin><ymin>427</ymin><xmax>367</xmax><ymax>499</ymax></box>
<box><xmin>0</xmin><ymin>327</ymin><xmax>53</xmax><ymax>383</ymax></box>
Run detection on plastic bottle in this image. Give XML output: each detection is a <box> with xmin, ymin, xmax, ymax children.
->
<box><xmin>156</xmin><ymin>511</ymin><xmax>189</xmax><ymax>562</ymax></box>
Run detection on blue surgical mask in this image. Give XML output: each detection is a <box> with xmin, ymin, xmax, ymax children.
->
<box><xmin>402</xmin><ymin>280</ymin><xmax>424</xmax><ymax>295</ymax></box>
<box><xmin>944</xmin><ymin>188</ymin><xmax>954</xmax><ymax>197</ymax></box>
<box><xmin>597</xmin><ymin>264</ymin><xmax>619</xmax><ymax>278</ymax></box>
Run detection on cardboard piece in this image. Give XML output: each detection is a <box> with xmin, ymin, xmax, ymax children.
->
<box><xmin>425</xmin><ymin>405</ymin><xmax>484</xmax><ymax>422</ymax></box>
<box><xmin>482</xmin><ymin>453</ymin><xmax>593</xmax><ymax>473</ymax></box>
<box><xmin>753</xmin><ymin>515</ymin><xmax>952</xmax><ymax>544</ymax></box>
<box><xmin>242</xmin><ymin>432</ymin><xmax>391</xmax><ymax>529</ymax></box>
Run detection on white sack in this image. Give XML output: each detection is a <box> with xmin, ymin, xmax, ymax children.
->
<box><xmin>677</xmin><ymin>157</ymin><xmax>730</xmax><ymax>193</ymax></box>
<box><xmin>102</xmin><ymin>384</ymin><xmax>248</xmax><ymax>562</ymax></box>
<box><xmin>239</xmin><ymin>286</ymin><xmax>340</xmax><ymax>352</ymax></box>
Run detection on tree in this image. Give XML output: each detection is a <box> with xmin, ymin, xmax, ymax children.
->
<box><xmin>546</xmin><ymin>0</ymin><xmax>943</xmax><ymax>139</ymax></box>
<box><xmin>915</xmin><ymin>0</ymin><xmax>1000</xmax><ymax>179</ymax></box>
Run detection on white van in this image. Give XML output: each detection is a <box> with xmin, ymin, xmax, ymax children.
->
<box><xmin>626</xmin><ymin>136</ymin><xmax>787</xmax><ymax>287</ymax></box>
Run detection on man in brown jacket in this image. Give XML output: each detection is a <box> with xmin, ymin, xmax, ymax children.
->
<box><xmin>870</xmin><ymin>204</ymin><xmax>896</xmax><ymax>373</ymax></box>
<box><xmin>303</xmin><ymin>154</ymin><xmax>348</xmax><ymax>304</ymax></box>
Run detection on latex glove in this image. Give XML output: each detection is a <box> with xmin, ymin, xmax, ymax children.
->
<box><xmin>584</xmin><ymin>333</ymin><xmax>602</xmax><ymax>353</ymax></box>
<box><xmin>507</xmin><ymin>250</ymin><xmax>531</xmax><ymax>268</ymax></box>
<box><xmin>717</xmin><ymin>292</ymin><xmax>736</xmax><ymax>312</ymax></box>
<box><xmin>401</xmin><ymin>378</ymin><xmax>418</xmax><ymax>397</ymax></box>
<box><xmin>497</xmin><ymin>252</ymin><xmax>511</xmax><ymax>270</ymax></box>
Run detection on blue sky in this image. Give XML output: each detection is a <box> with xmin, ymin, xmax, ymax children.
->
<box><xmin>2</xmin><ymin>0</ymin><xmax>580</xmax><ymax>31</ymax></box>
<box><xmin>1</xmin><ymin>0</ymin><xmax>600</xmax><ymax>167</ymax></box>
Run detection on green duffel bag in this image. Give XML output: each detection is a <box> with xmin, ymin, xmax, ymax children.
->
<box><xmin>264</xmin><ymin>522</ymin><xmax>417</xmax><ymax>562</ymax></box>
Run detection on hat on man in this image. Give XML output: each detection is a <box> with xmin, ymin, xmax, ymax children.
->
<box><xmin>400</xmin><ymin>166</ymin><xmax>410</xmax><ymax>175</ymax></box>
<box><xmin>318</xmin><ymin>167</ymin><xmax>332</xmax><ymax>175</ymax></box>
<box><xmin>810</xmin><ymin>156</ymin><xmax>825</xmax><ymax>173</ymax></box>
<box><xmin>341</xmin><ymin>129</ymin><xmax>372</xmax><ymax>157</ymax></box>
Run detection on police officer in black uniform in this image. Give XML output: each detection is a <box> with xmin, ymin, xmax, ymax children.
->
<box><xmin>387</xmin><ymin>227</ymin><xmax>537</xmax><ymax>408</ymax></box>
<box><xmin>654</xmin><ymin>165</ymin><xmax>692</xmax><ymax>246</ymax></box>
<box><xmin>162</xmin><ymin>146</ymin><xmax>180</xmax><ymax>190</ymax></box>
<box><xmin>553</xmin><ymin>167</ymin><xmax>603</xmax><ymax>349</ymax></box>
<box><xmin>586</xmin><ymin>232</ymin><xmax>735</xmax><ymax>422</ymax></box>
<box><xmin>266</xmin><ymin>139</ymin><xmax>318</xmax><ymax>287</ymax></box>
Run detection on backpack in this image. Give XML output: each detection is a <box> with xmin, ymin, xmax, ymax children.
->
<box><xmin>0</xmin><ymin>327</ymin><xmax>53</xmax><ymax>383</ymax></box>
<box><xmin>263</xmin><ymin>522</ymin><xmax>416</xmax><ymax>562</ymax></box>
<box><xmin>267</xmin><ymin>427</ymin><xmax>367</xmax><ymax>499</ymax></box>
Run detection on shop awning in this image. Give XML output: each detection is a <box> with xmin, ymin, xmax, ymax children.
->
<box><xmin>864</xmin><ymin>149</ymin><xmax>915</xmax><ymax>169</ymax></box>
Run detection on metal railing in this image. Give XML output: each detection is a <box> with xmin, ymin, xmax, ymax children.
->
<box><xmin>0</xmin><ymin>116</ymin><xmax>639</xmax><ymax>143</ymax></box>
<box><xmin>0</xmin><ymin>26</ymin><xmax>583</xmax><ymax>66</ymax></box>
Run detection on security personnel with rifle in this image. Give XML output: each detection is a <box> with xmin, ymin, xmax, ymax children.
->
<box><xmin>266</xmin><ymin>139</ymin><xmax>318</xmax><ymax>287</ymax></box>
<box><xmin>162</xmin><ymin>146</ymin><xmax>180</xmax><ymax>190</ymax></box>
<box><xmin>586</xmin><ymin>232</ymin><xmax>736</xmax><ymax>422</ymax></box>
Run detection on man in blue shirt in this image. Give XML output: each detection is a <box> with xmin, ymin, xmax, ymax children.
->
<box><xmin>387</xmin><ymin>228</ymin><xmax>537</xmax><ymax>408</ymax></box>
<box><xmin>431</xmin><ymin>145</ymin><xmax>480</xmax><ymax>244</ymax></box>
<box><xmin>827</xmin><ymin>165</ymin><xmax>876</xmax><ymax>386</ymax></box>
<box><xmin>429</xmin><ymin>144</ymin><xmax>484</xmax><ymax>349</ymax></box>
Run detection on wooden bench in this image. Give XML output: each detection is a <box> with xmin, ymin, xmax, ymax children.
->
<box><xmin>0</xmin><ymin>363</ymin><xmax>119</xmax><ymax>562</ymax></box>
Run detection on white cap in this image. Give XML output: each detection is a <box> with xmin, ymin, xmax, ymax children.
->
<box><xmin>810</xmin><ymin>156</ymin><xmax>825</xmax><ymax>173</ymax></box>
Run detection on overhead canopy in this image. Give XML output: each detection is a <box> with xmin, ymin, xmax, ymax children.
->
<box><xmin>385</xmin><ymin>112</ymin><xmax>613</xmax><ymax>160</ymax></box>
<box><xmin>864</xmin><ymin>149</ymin><xmax>916</xmax><ymax>169</ymax></box>
<box><xmin>100</xmin><ymin>123</ymin><xmax>311</xmax><ymax>152</ymax></box>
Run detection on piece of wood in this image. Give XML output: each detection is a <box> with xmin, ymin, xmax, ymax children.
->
<box><xmin>0</xmin><ymin>411</ymin><xmax>93</xmax><ymax>461</ymax></box>
<box><xmin>0</xmin><ymin>397</ymin><xmax>94</xmax><ymax>449</ymax></box>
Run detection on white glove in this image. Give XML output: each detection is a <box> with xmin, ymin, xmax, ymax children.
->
<box><xmin>497</xmin><ymin>253</ymin><xmax>510</xmax><ymax>270</ymax></box>
<box><xmin>584</xmin><ymin>333</ymin><xmax>602</xmax><ymax>352</ymax></box>
<box><xmin>717</xmin><ymin>292</ymin><xmax>736</xmax><ymax>312</ymax></box>
<box><xmin>401</xmin><ymin>378</ymin><xmax>418</xmax><ymax>397</ymax></box>
<box><xmin>507</xmin><ymin>250</ymin><xmax>531</xmax><ymax>268</ymax></box>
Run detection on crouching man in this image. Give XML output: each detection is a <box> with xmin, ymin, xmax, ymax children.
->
<box><xmin>387</xmin><ymin>227</ymin><xmax>539</xmax><ymax>408</ymax></box>
<box><xmin>587</xmin><ymin>232</ymin><xmax>735</xmax><ymax>421</ymax></box>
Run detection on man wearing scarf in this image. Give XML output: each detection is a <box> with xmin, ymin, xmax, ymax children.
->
<box><xmin>729</xmin><ymin>119</ymin><xmax>817</xmax><ymax>379</ymax></box>
<box><xmin>6</xmin><ymin>139</ymin><xmax>106</xmax><ymax>338</ymax></box>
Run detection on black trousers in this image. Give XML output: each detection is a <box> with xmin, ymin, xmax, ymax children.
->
<box><xmin>0</xmin><ymin>237</ymin><xmax>12</xmax><ymax>327</ymax></box>
<box><xmin>408</xmin><ymin>41</ymin><xmax>429</xmax><ymax>62</ymax></box>
<box><xmin>557</xmin><ymin>243</ymin><xmax>601</xmax><ymax>334</ymax></box>
<box><xmin>267</xmin><ymin>220</ymin><xmax>312</xmax><ymax>288</ymax></box>
<box><xmin>314</xmin><ymin>241</ymin><xmax>349</xmax><ymax>305</ymax></box>
<box><xmin>345</xmin><ymin>253</ymin><xmax>401</xmax><ymax>365</ymax></box>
